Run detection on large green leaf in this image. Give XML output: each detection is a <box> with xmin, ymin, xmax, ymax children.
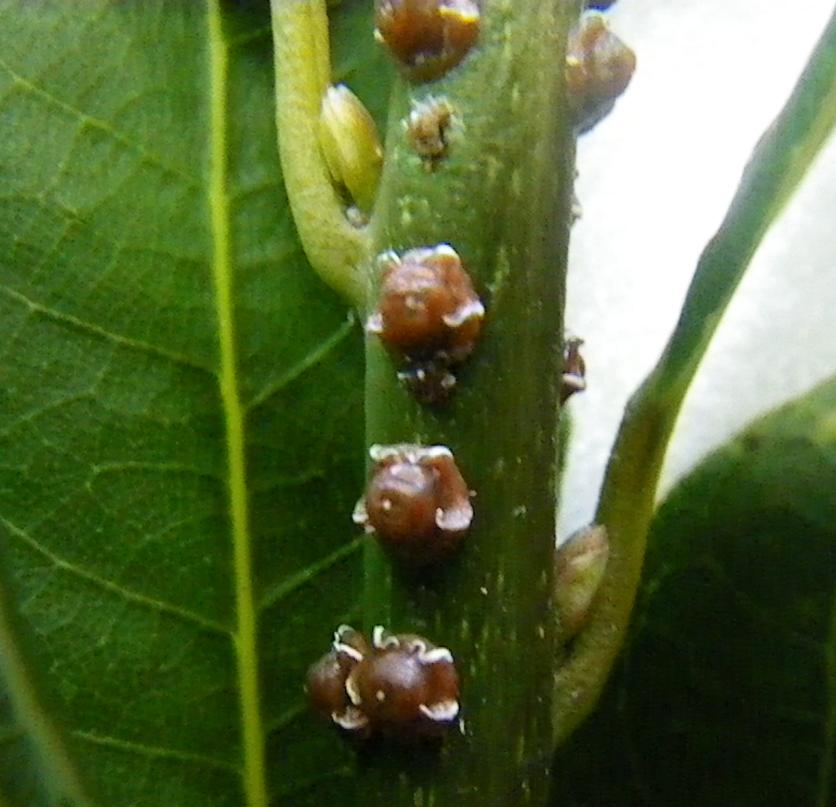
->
<box><xmin>0</xmin><ymin>2</ymin><xmax>386</xmax><ymax>804</ymax></box>
<box><xmin>551</xmin><ymin>376</ymin><xmax>836</xmax><ymax>805</ymax></box>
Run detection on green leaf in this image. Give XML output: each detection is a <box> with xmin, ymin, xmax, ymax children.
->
<box><xmin>552</xmin><ymin>376</ymin><xmax>836</xmax><ymax>806</ymax></box>
<box><xmin>0</xmin><ymin>2</ymin><xmax>383</xmax><ymax>804</ymax></box>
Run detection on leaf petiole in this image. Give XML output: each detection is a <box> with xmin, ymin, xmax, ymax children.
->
<box><xmin>270</xmin><ymin>0</ymin><xmax>371</xmax><ymax>307</ymax></box>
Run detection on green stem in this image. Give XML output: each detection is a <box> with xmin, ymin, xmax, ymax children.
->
<box><xmin>362</xmin><ymin>1</ymin><xmax>581</xmax><ymax>804</ymax></box>
<box><xmin>553</xmin><ymin>7</ymin><xmax>836</xmax><ymax>745</ymax></box>
<box><xmin>270</xmin><ymin>0</ymin><xmax>370</xmax><ymax>306</ymax></box>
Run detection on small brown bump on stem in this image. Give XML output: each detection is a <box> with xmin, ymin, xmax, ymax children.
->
<box><xmin>306</xmin><ymin>625</ymin><xmax>373</xmax><ymax>735</ymax></box>
<box><xmin>375</xmin><ymin>0</ymin><xmax>481</xmax><ymax>83</ymax></box>
<box><xmin>306</xmin><ymin>650</ymin><xmax>350</xmax><ymax>717</ymax></box>
<box><xmin>367</xmin><ymin>245</ymin><xmax>484</xmax><ymax>361</ymax></box>
<box><xmin>407</xmin><ymin>96</ymin><xmax>456</xmax><ymax>168</ymax></box>
<box><xmin>354</xmin><ymin>444</ymin><xmax>473</xmax><ymax>567</ymax></box>
<box><xmin>366</xmin><ymin>245</ymin><xmax>485</xmax><ymax>403</ymax></box>
<box><xmin>560</xmin><ymin>336</ymin><xmax>587</xmax><ymax>404</ymax></box>
<box><xmin>397</xmin><ymin>360</ymin><xmax>457</xmax><ymax>405</ymax></box>
<box><xmin>349</xmin><ymin>628</ymin><xmax>460</xmax><ymax>738</ymax></box>
<box><xmin>566</xmin><ymin>12</ymin><xmax>636</xmax><ymax>132</ymax></box>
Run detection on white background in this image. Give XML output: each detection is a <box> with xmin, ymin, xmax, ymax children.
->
<box><xmin>558</xmin><ymin>1</ymin><xmax>836</xmax><ymax>538</ymax></box>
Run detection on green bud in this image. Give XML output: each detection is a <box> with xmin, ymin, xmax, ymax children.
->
<box><xmin>555</xmin><ymin>524</ymin><xmax>609</xmax><ymax>641</ymax></box>
<box><xmin>318</xmin><ymin>84</ymin><xmax>383</xmax><ymax>215</ymax></box>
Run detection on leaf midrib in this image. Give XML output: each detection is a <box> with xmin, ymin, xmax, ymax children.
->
<box><xmin>206</xmin><ymin>3</ymin><xmax>268</xmax><ymax>806</ymax></box>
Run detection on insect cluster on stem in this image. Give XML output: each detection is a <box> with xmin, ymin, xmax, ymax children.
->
<box><xmin>303</xmin><ymin>0</ymin><xmax>628</xmax><ymax>755</ymax></box>
<box><xmin>306</xmin><ymin>625</ymin><xmax>461</xmax><ymax>740</ymax></box>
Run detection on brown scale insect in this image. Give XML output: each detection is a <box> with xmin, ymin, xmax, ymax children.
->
<box><xmin>375</xmin><ymin>0</ymin><xmax>481</xmax><ymax>83</ymax></box>
<box><xmin>366</xmin><ymin>245</ymin><xmax>485</xmax><ymax>404</ymax></box>
<box><xmin>305</xmin><ymin>625</ymin><xmax>371</xmax><ymax>734</ymax></box>
<box><xmin>306</xmin><ymin>625</ymin><xmax>460</xmax><ymax>740</ymax></box>
<box><xmin>560</xmin><ymin>337</ymin><xmax>587</xmax><ymax>404</ymax></box>
<box><xmin>566</xmin><ymin>12</ymin><xmax>636</xmax><ymax>132</ymax></box>
<box><xmin>366</xmin><ymin>244</ymin><xmax>485</xmax><ymax>403</ymax></box>
<box><xmin>367</xmin><ymin>244</ymin><xmax>484</xmax><ymax>363</ymax></box>
<box><xmin>397</xmin><ymin>360</ymin><xmax>457</xmax><ymax>405</ymax></box>
<box><xmin>407</xmin><ymin>95</ymin><xmax>456</xmax><ymax>168</ymax></box>
<box><xmin>353</xmin><ymin>443</ymin><xmax>473</xmax><ymax>567</ymax></box>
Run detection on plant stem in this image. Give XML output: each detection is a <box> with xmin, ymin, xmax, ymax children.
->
<box><xmin>361</xmin><ymin>1</ymin><xmax>581</xmax><ymax>804</ymax></box>
<box><xmin>553</xmin><ymin>7</ymin><xmax>836</xmax><ymax>745</ymax></box>
<box><xmin>271</xmin><ymin>0</ymin><xmax>370</xmax><ymax>306</ymax></box>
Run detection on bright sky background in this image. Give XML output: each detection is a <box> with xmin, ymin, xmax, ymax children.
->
<box><xmin>558</xmin><ymin>1</ymin><xmax>836</xmax><ymax>538</ymax></box>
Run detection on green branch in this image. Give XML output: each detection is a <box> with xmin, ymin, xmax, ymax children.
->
<box><xmin>360</xmin><ymin>1</ymin><xmax>582</xmax><ymax>804</ymax></box>
<box><xmin>270</xmin><ymin>0</ymin><xmax>370</xmax><ymax>306</ymax></box>
<box><xmin>553</xmin><ymin>7</ymin><xmax>836</xmax><ymax>744</ymax></box>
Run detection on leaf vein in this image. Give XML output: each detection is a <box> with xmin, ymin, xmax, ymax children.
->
<box><xmin>0</xmin><ymin>284</ymin><xmax>215</xmax><ymax>375</ymax></box>
<box><xmin>0</xmin><ymin>56</ymin><xmax>200</xmax><ymax>189</ymax></box>
<box><xmin>71</xmin><ymin>729</ymin><xmax>240</xmax><ymax>774</ymax></box>
<box><xmin>263</xmin><ymin>703</ymin><xmax>306</xmax><ymax>738</ymax></box>
<box><xmin>247</xmin><ymin>314</ymin><xmax>356</xmax><ymax>411</ymax></box>
<box><xmin>0</xmin><ymin>539</ymin><xmax>94</xmax><ymax>805</ymax></box>
<box><xmin>206</xmin><ymin>4</ymin><xmax>268</xmax><ymax>806</ymax></box>
<box><xmin>0</xmin><ymin>515</ymin><xmax>231</xmax><ymax>636</ymax></box>
<box><xmin>89</xmin><ymin>460</ymin><xmax>221</xmax><ymax>482</ymax></box>
<box><xmin>258</xmin><ymin>537</ymin><xmax>362</xmax><ymax>613</ymax></box>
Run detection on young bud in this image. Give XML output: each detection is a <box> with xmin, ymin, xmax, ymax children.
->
<box><xmin>555</xmin><ymin>524</ymin><xmax>609</xmax><ymax>640</ymax></box>
<box><xmin>319</xmin><ymin>84</ymin><xmax>384</xmax><ymax>213</ymax></box>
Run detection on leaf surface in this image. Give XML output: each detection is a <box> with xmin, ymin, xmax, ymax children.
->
<box><xmin>552</xmin><ymin>377</ymin><xmax>836</xmax><ymax>805</ymax></box>
<box><xmin>0</xmin><ymin>1</ymin><xmax>384</xmax><ymax>804</ymax></box>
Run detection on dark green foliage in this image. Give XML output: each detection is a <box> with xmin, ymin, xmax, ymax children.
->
<box><xmin>552</xmin><ymin>377</ymin><xmax>836</xmax><ymax>806</ymax></box>
<box><xmin>0</xmin><ymin>2</ymin><xmax>380</xmax><ymax>803</ymax></box>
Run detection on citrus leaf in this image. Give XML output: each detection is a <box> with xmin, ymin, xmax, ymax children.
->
<box><xmin>552</xmin><ymin>376</ymin><xmax>836</xmax><ymax>805</ymax></box>
<box><xmin>0</xmin><ymin>1</ymin><xmax>383</xmax><ymax>804</ymax></box>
